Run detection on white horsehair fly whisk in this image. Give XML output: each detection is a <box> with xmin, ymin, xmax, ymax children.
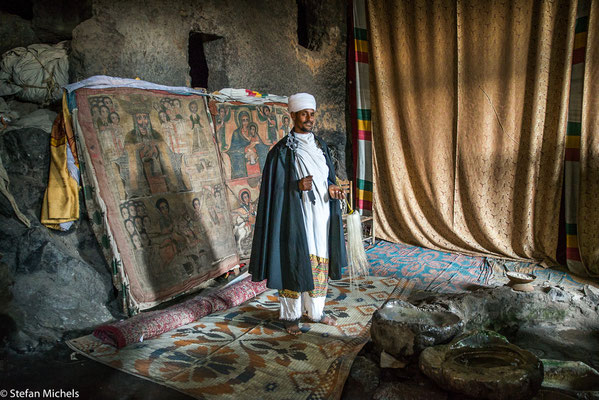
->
<box><xmin>343</xmin><ymin>193</ymin><xmax>370</xmax><ymax>288</ymax></box>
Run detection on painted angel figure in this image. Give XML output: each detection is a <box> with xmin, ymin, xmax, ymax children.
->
<box><xmin>214</xmin><ymin>105</ymin><xmax>231</xmax><ymax>151</ymax></box>
<box><xmin>257</xmin><ymin>105</ymin><xmax>278</xmax><ymax>143</ymax></box>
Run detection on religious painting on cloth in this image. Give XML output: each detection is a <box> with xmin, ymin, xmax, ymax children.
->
<box><xmin>209</xmin><ymin>101</ymin><xmax>292</xmax><ymax>260</ymax></box>
<box><xmin>75</xmin><ymin>88</ymin><xmax>238</xmax><ymax>314</ymax></box>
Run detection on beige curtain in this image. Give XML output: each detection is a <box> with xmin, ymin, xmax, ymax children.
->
<box><xmin>369</xmin><ymin>0</ymin><xmax>576</xmax><ymax>263</ymax></box>
<box><xmin>579</xmin><ymin>0</ymin><xmax>599</xmax><ymax>275</ymax></box>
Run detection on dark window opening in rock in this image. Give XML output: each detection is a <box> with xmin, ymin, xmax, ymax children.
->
<box><xmin>297</xmin><ymin>0</ymin><xmax>323</xmax><ymax>51</ymax></box>
<box><xmin>1</xmin><ymin>0</ymin><xmax>34</xmax><ymax>20</ymax></box>
<box><xmin>297</xmin><ymin>0</ymin><xmax>310</xmax><ymax>49</ymax></box>
<box><xmin>189</xmin><ymin>32</ymin><xmax>209</xmax><ymax>89</ymax></box>
<box><xmin>189</xmin><ymin>32</ymin><xmax>225</xmax><ymax>91</ymax></box>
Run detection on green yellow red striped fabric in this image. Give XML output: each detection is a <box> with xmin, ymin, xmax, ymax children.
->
<box><xmin>564</xmin><ymin>15</ymin><xmax>588</xmax><ymax>273</ymax></box>
<box><xmin>349</xmin><ymin>0</ymin><xmax>373</xmax><ymax>212</ymax></box>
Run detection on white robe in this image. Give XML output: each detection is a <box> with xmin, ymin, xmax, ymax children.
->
<box><xmin>279</xmin><ymin>132</ymin><xmax>331</xmax><ymax>321</ymax></box>
<box><xmin>294</xmin><ymin>132</ymin><xmax>331</xmax><ymax>259</ymax></box>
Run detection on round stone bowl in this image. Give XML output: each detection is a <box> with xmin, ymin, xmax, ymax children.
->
<box><xmin>506</xmin><ymin>272</ymin><xmax>537</xmax><ymax>292</ymax></box>
<box><xmin>371</xmin><ymin>300</ymin><xmax>463</xmax><ymax>361</ymax></box>
<box><xmin>420</xmin><ymin>331</ymin><xmax>544</xmax><ymax>400</ymax></box>
<box><xmin>506</xmin><ymin>272</ymin><xmax>536</xmax><ymax>284</ymax></box>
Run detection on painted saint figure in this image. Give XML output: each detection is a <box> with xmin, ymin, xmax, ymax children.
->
<box><xmin>189</xmin><ymin>101</ymin><xmax>208</xmax><ymax>151</ymax></box>
<box><xmin>226</xmin><ymin>111</ymin><xmax>252</xmax><ymax>179</ymax></box>
<box><xmin>279</xmin><ymin>115</ymin><xmax>291</xmax><ymax>137</ymax></box>
<box><xmin>155</xmin><ymin>198</ymin><xmax>186</xmax><ymax>264</ymax></box>
<box><xmin>103</xmin><ymin>96</ymin><xmax>116</xmax><ymax>113</ymax></box>
<box><xmin>98</xmin><ymin>111</ymin><xmax>123</xmax><ymax>160</ymax></box>
<box><xmin>245</xmin><ymin>122</ymin><xmax>269</xmax><ymax>175</ymax></box>
<box><xmin>124</xmin><ymin>112</ymin><xmax>180</xmax><ymax>197</ymax></box>
<box><xmin>258</xmin><ymin>105</ymin><xmax>278</xmax><ymax>143</ymax></box>
<box><xmin>233</xmin><ymin>189</ymin><xmax>257</xmax><ymax>256</ymax></box>
<box><xmin>108</xmin><ymin>112</ymin><xmax>124</xmax><ymax>157</ymax></box>
<box><xmin>190</xmin><ymin>196</ymin><xmax>208</xmax><ymax>239</ymax></box>
<box><xmin>215</xmin><ymin>105</ymin><xmax>231</xmax><ymax>151</ymax></box>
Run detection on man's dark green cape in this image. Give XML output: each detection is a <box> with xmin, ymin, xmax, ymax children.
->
<box><xmin>249</xmin><ymin>134</ymin><xmax>347</xmax><ymax>292</ymax></box>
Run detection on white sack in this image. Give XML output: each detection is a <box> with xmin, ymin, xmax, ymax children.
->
<box><xmin>0</xmin><ymin>41</ymin><xmax>69</xmax><ymax>104</ymax></box>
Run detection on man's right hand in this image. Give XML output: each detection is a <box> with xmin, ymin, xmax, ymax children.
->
<box><xmin>298</xmin><ymin>175</ymin><xmax>313</xmax><ymax>191</ymax></box>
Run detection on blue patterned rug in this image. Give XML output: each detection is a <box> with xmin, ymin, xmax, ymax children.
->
<box><xmin>364</xmin><ymin>240</ymin><xmax>596</xmax><ymax>292</ymax></box>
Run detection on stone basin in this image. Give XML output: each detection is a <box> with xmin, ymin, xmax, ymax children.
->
<box><xmin>541</xmin><ymin>359</ymin><xmax>599</xmax><ymax>398</ymax></box>
<box><xmin>362</xmin><ymin>285</ymin><xmax>599</xmax><ymax>399</ymax></box>
<box><xmin>370</xmin><ymin>299</ymin><xmax>463</xmax><ymax>361</ymax></box>
<box><xmin>419</xmin><ymin>330</ymin><xmax>544</xmax><ymax>400</ymax></box>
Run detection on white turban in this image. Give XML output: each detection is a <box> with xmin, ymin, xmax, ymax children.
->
<box><xmin>288</xmin><ymin>93</ymin><xmax>316</xmax><ymax>113</ymax></box>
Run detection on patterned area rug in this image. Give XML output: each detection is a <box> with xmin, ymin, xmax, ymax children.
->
<box><xmin>67</xmin><ymin>276</ymin><xmax>404</xmax><ymax>400</ymax></box>
<box><xmin>366</xmin><ymin>240</ymin><xmax>598</xmax><ymax>291</ymax></box>
<box><xmin>366</xmin><ymin>241</ymin><xmax>495</xmax><ymax>292</ymax></box>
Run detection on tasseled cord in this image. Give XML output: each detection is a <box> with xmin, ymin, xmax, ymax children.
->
<box><xmin>344</xmin><ymin>198</ymin><xmax>370</xmax><ymax>289</ymax></box>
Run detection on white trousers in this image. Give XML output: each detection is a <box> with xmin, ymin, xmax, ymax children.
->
<box><xmin>279</xmin><ymin>293</ymin><xmax>327</xmax><ymax>321</ymax></box>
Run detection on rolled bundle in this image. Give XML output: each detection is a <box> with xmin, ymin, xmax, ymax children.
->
<box><xmin>93</xmin><ymin>277</ymin><xmax>267</xmax><ymax>348</ymax></box>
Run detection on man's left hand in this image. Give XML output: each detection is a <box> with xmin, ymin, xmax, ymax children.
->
<box><xmin>328</xmin><ymin>185</ymin><xmax>345</xmax><ymax>200</ymax></box>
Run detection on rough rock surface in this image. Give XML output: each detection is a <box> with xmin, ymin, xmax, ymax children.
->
<box><xmin>70</xmin><ymin>0</ymin><xmax>349</xmax><ymax>178</ymax></box>
<box><xmin>419</xmin><ymin>331</ymin><xmax>544</xmax><ymax>400</ymax></box>
<box><xmin>372</xmin><ymin>382</ymin><xmax>448</xmax><ymax>400</ymax></box>
<box><xmin>31</xmin><ymin>0</ymin><xmax>93</xmax><ymax>43</ymax></box>
<box><xmin>0</xmin><ymin>109</ymin><xmax>117</xmax><ymax>352</ymax></box>
<box><xmin>342</xmin><ymin>355</ymin><xmax>381</xmax><ymax>399</ymax></box>
<box><xmin>413</xmin><ymin>286</ymin><xmax>599</xmax><ymax>334</ymax></box>
<box><xmin>1</xmin><ymin>2</ymin><xmax>92</xmax><ymax>56</ymax></box>
<box><xmin>370</xmin><ymin>299</ymin><xmax>463</xmax><ymax>362</ymax></box>
<box><xmin>0</xmin><ymin>12</ymin><xmax>38</xmax><ymax>56</ymax></box>
<box><xmin>351</xmin><ymin>286</ymin><xmax>599</xmax><ymax>399</ymax></box>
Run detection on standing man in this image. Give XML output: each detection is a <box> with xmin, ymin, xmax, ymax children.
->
<box><xmin>250</xmin><ymin>93</ymin><xmax>347</xmax><ymax>335</ymax></box>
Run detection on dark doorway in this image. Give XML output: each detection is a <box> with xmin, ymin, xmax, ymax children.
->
<box><xmin>188</xmin><ymin>32</ymin><xmax>209</xmax><ymax>89</ymax></box>
<box><xmin>297</xmin><ymin>0</ymin><xmax>310</xmax><ymax>49</ymax></box>
<box><xmin>296</xmin><ymin>0</ymin><xmax>325</xmax><ymax>51</ymax></box>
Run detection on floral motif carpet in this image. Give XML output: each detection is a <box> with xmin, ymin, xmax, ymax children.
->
<box><xmin>67</xmin><ymin>276</ymin><xmax>407</xmax><ymax>400</ymax></box>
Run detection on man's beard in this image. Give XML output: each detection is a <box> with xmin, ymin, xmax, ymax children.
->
<box><xmin>299</xmin><ymin>124</ymin><xmax>312</xmax><ymax>132</ymax></box>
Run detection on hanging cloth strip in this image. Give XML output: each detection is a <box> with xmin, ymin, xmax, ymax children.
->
<box><xmin>41</xmin><ymin>93</ymin><xmax>80</xmax><ymax>230</ymax></box>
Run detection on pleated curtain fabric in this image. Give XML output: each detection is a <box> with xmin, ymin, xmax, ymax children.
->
<box><xmin>578</xmin><ymin>1</ymin><xmax>599</xmax><ymax>276</ymax></box>
<box><xmin>368</xmin><ymin>0</ymin><xmax>576</xmax><ymax>264</ymax></box>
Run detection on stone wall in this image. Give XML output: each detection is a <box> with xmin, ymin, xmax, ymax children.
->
<box><xmin>0</xmin><ymin>0</ymin><xmax>92</xmax><ymax>55</ymax></box>
<box><xmin>2</xmin><ymin>0</ymin><xmax>349</xmax><ymax>174</ymax></box>
<box><xmin>69</xmin><ymin>0</ymin><xmax>349</xmax><ymax>177</ymax></box>
<box><xmin>0</xmin><ymin>102</ymin><xmax>117</xmax><ymax>352</ymax></box>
